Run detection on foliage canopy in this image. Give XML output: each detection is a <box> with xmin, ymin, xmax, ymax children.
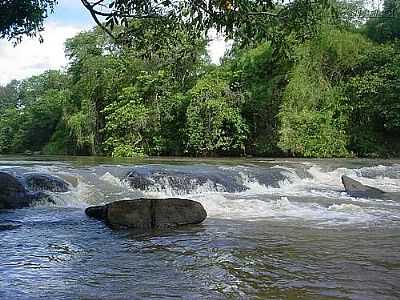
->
<box><xmin>0</xmin><ymin>0</ymin><xmax>400</xmax><ymax>158</ymax></box>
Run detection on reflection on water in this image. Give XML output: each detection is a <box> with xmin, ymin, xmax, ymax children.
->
<box><xmin>1</xmin><ymin>156</ymin><xmax>400</xmax><ymax>299</ymax></box>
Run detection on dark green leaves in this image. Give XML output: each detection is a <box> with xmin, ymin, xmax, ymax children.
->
<box><xmin>0</xmin><ymin>0</ymin><xmax>57</xmax><ymax>43</ymax></box>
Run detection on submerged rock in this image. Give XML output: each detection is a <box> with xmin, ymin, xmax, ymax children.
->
<box><xmin>251</xmin><ymin>168</ymin><xmax>291</xmax><ymax>188</ymax></box>
<box><xmin>24</xmin><ymin>173</ymin><xmax>69</xmax><ymax>192</ymax></box>
<box><xmin>124</xmin><ymin>166</ymin><xmax>247</xmax><ymax>194</ymax></box>
<box><xmin>0</xmin><ymin>222</ymin><xmax>22</xmax><ymax>231</ymax></box>
<box><xmin>86</xmin><ymin>198</ymin><xmax>207</xmax><ymax>230</ymax></box>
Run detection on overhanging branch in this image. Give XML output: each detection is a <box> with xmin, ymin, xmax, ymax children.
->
<box><xmin>81</xmin><ymin>0</ymin><xmax>117</xmax><ymax>40</ymax></box>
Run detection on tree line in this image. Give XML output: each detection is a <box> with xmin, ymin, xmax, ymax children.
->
<box><xmin>0</xmin><ymin>0</ymin><xmax>399</xmax><ymax>158</ymax></box>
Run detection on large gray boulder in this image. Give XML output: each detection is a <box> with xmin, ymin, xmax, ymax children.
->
<box><xmin>342</xmin><ymin>175</ymin><xmax>385</xmax><ymax>198</ymax></box>
<box><xmin>85</xmin><ymin>198</ymin><xmax>207</xmax><ymax>230</ymax></box>
<box><xmin>341</xmin><ymin>175</ymin><xmax>398</xmax><ymax>200</ymax></box>
<box><xmin>0</xmin><ymin>172</ymin><xmax>38</xmax><ymax>209</ymax></box>
<box><xmin>0</xmin><ymin>171</ymin><xmax>67</xmax><ymax>209</ymax></box>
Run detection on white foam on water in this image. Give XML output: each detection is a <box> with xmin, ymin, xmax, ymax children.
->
<box><xmin>239</xmin><ymin>169</ymin><xmax>338</xmax><ymax>200</ymax></box>
<box><xmin>32</xmin><ymin>180</ymin><xmax>100</xmax><ymax>209</ymax></box>
<box><xmin>305</xmin><ymin>165</ymin><xmax>400</xmax><ymax>192</ymax></box>
<box><xmin>237</xmin><ymin>171</ymin><xmax>271</xmax><ymax>193</ymax></box>
<box><xmin>328</xmin><ymin>203</ymin><xmax>365</xmax><ymax>213</ymax></box>
<box><xmin>354</xmin><ymin>174</ymin><xmax>400</xmax><ymax>193</ymax></box>
<box><xmin>100</xmin><ymin>172</ymin><xmax>124</xmax><ymax>187</ymax></box>
<box><xmin>0</xmin><ymin>165</ymin><xmax>13</xmax><ymax>169</ymax></box>
<box><xmin>133</xmin><ymin>164</ymin><xmax>399</xmax><ymax>225</ymax></box>
<box><xmin>235</xmin><ymin>165</ymin><xmax>398</xmax><ymax>202</ymax></box>
<box><xmin>67</xmin><ymin>165</ymin><xmax>399</xmax><ymax>199</ymax></box>
<box><xmin>3</xmin><ymin>161</ymin><xmax>398</xmax><ymax>226</ymax></box>
<box><xmin>120</xmin><ymin>164</ymin><xmax>399</xmax><ymax>202</ymax></box>
<box><xmin>140</xmin><ymin>178</ymin><xmax>226</xmax><ymax>197</ymax></box>
<box><xmin>187</xmin><ymin>193</ymin><xmax>380</xmax><ymax>225</ymax></box>
<box><xmin>43</xmin><ymin>191</ymin><xmax>89</xmax><ymax>209</ymax></box>
<box><xmin>59</xmin><ymin>178</ymin><xmax>104</xmax><ymax>207</ymax></box>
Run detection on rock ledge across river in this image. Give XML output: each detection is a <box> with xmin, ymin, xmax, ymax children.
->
<box><xmin>85</xmin><ymin>198</ymin><xmax>207</xmax><ymax>230</ymax></box>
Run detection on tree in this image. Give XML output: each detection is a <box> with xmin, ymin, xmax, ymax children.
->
<box><xmin>278</xmin><ymin>26</ymin><xmax>370</xmax><ymax>157</ymax></box>
<box><xmin>364</xmin><ymin>0</ymin><xmax>400</xmax><ymax>43</ymax></box>
<box><xmin>224</xmin><ymin>42</ymin><xmax>288</xmax><ymax>155</ymax></box>
<box><xmin>103</xmin><ymin>86</ymin><xmax>151</xmax><ymax>157</ymax></box>
<box><xmin>0</xmin><ymin>0</ymin><xmax>57</xmax><ymax>42</ymax></box>
<box><xmin>98</xmin><ymin>22</ymin><xmax>208</xmax><ymax>156</ymax></box>
<box><xmin>345</xmin><ymin>42</ymin><xmax>400</xmax><ymax>156</ymax></box>
<box><xmin>0</xmin><ymin>71</ymin><xmax>67</xmax><ymax>154</ymax></box>
<box><xmin>0</xmin><ymin>80</ymin><xmax>19</xmax><ymax>112</ymax></box>
<box><xmin>63</xmin><ymin>23</ymin><xmax>208</xmax><ymax>156</ymax></box>
<box><xmin>185</xmin><ymin>70</ymin><xmax>248</xmax><ymax>156</ymax></box>
<box><xmin>64</xmin><ymin>28</ymin><xmax>119</xmax><ymax>155</ymax></box>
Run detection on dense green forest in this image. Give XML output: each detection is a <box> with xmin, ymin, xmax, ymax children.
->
<box><xmin>0</xmin><ymin>0</ymin><xmax>399</xmax><ymax>158</ymax></box>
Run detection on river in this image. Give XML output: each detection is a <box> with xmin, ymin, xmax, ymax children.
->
<box><xmin>1</xmin><ymin>156</ymin><xmax>399</xmax><ymax>299</ymax></box>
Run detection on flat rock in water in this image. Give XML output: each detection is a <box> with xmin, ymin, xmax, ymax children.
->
<box><xmin>85</xmin><ymin>198</ymin><xmax>207</xmax><ymax>230</ymax></box>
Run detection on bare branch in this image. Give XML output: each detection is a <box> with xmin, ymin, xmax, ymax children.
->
<box><xmin>89</xmin><ymin>0</ymin><xmax>105</xmax><ymax>8</ymax></box>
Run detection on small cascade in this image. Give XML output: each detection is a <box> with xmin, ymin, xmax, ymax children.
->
<box><xmin>123</xmin><ymin>165</ymin><xmax>249</xmax><ymax>195</ymax></box>
<box><xmin>1</xmin><ymin>159</ymin><xmax>399</xmax><ymax>226</ymax></box>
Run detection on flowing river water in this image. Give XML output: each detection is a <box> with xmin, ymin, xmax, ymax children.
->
<box><xmin>1</xmin><ymin>156</ymin><xmax>399</xmax><ymax>299</ymax></box>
